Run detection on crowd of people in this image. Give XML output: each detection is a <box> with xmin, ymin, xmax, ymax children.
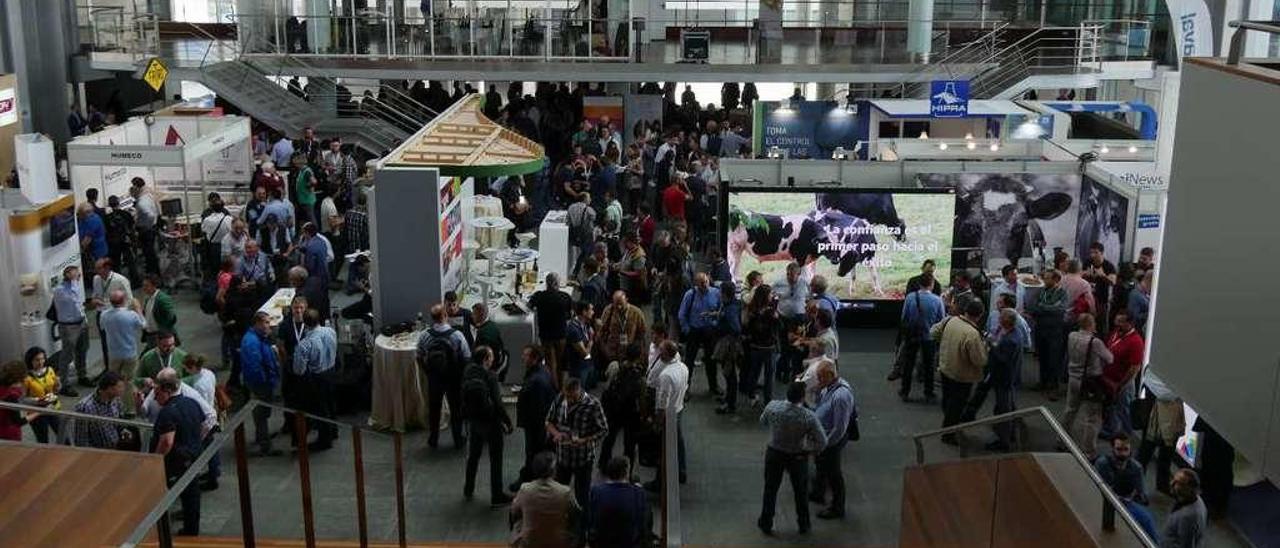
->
<box><xmin>13</xmin><ymin>80</ymin><xmax>1214</xmax><ymax>547</ymax></box>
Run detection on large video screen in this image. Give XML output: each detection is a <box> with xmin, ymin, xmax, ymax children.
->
<box><xmin>726</xmin><ymin>189</ymin><xmax>955</xmax><ymax>300</ymax></box>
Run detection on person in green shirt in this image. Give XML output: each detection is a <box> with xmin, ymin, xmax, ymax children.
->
<box><xmin>136</xmin><ymin>331</ymin><xmax>188</xmax><ymax>389</ymax></box>
<box><xmin>292</xmin><ymin>151</ymin><xmax>316</xmax><ymax>226</ymax></box>
<box><xmin>140</xmin><ymin>276</ymin><xmax>178</xmax><ymax>350</ymax></box>
<box><xmin>472</xmin><ymin>303</ymin><xmax>507</xmax><ymax>381</ymax></box>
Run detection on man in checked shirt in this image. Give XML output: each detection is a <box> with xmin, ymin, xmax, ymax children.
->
<box><xmin>545</xmin><ymin>377</ymin><xmax>609</xmax><ymax>509</ymax></box>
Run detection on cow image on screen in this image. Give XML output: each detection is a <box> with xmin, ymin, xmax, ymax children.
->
<box><xmin>815</xmin><ymin>193</ymin><xmax>907</xmax><ymax>242</ymax></box>
<box><xmin>726</xmin><ymin>206</ymin><xmax>884</xmax><ymax>296</ymax></box>
<box><xmin>951</xmin><ymin>174</ymin><xmax>1074</xmax><ymax>269</ymax></box>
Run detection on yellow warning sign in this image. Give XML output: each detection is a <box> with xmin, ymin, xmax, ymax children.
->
<box><xmin>142</xmin><ymin>58</ymin><xmax>168</xmax><ymax>92</ymax></box>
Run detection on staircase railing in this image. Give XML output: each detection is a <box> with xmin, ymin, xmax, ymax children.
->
<box><xmin>903</xmin><ymin>23</ymin><xmax>1102</xmax><ymax>99</ymax></box>
<box><xmin>969</xmin><ymin>23</ymin><xmax>1101</xmax><ymax>97</ymax></box>
<box><xmin>0</xmin><ymin>399</ymin><xmax>156</xmax><ymax>450</ymax></box>
<box><xmin>911</xmin><ymin>405</ymin><xmax>1157</xmax><ymax>547</ymax></box>
<box><xmin>899</xmin><ymin>22</ymin><xmax>1011</xmax><ymax>97</ymax></box>
<box><xmin>111</xmin><ymin>399</ymin><xmax>412</xmax><ymax>548</ymax></box>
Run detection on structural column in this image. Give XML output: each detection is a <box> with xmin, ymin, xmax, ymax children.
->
<box><xmin>1</xmin><ymin>0</ymin><xmax>74</xmax><ymax>144</ymax></box>
<box><xmin>907</xmin><ymin>0</ymin><xmax>935</xmax><ymax>62</ymax></box>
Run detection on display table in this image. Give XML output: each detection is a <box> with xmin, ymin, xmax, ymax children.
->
<box><xmin>257</xmin><ymin>288</ymin><xmax>295</xmax><ymax>327</ymax></box>
<box><xmin>538</xmin><ymin>210</ymin><xmax>570</xmax><ymax>283</ymax></box>
<box><xmin>369</xmin><ymin>329</ymin><xmax>448</xmax><ymax>432</ymax></box>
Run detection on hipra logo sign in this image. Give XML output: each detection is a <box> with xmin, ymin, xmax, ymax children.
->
<box><xmin>930</xmin><ymin>80</ymin><xmax>969</xmax><ymax>118</ymax></box>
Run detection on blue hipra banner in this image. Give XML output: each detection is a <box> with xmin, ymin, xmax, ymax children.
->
<box><xmin>757</xmin><ymin>100</ymin><xmax>863</xmax><ymax>159</ymax></box>
<box><xmin>930</xmin><ymin>80</ymin><xmax>969</xmax><ymax>118</ymax></box>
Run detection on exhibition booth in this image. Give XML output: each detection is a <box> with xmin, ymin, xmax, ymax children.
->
<box><xmin>65</xmin><ymin>114</ymin><xmax>253</xmax><ymax>284</ymax></box>
<box><xmin>365</xmin><ymin>93</ymin><xmax>546</xmax><ymax>431</ymax></box>
<box><xmin>0</xmin><ymin>135</ymin><xmax>80</xmax><ymax>360</ymax></box>
<box><xmin>717</xmin><ymin>156</ymin><xmax>1142</xmax><ymax>323</ymax></box>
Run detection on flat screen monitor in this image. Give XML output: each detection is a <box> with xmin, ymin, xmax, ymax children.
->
<box><xmin>160</xmin><ymin>198</ymin><xmax>184</xmax><ymax>217</ymax></box>
<box><xmin>46</xmin><ymin>206</ymin><xmax>76</xmax><ymax>248</ymax></box>
<box><xmin>725</xmin><ymin>188</ymin><xmax>956</xmax><ymax>300</ymax></box>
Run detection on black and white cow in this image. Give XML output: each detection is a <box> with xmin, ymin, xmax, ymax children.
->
<box><xmin>808</xmin><ymin>209</ymin><xmax>885</xmax><ymax>296</ymax></box>
<box><xmin>725</xmin><ymin>206</ymin><xmax>884</xmax><ymax>296</ymax></box>
<box><xmin>953</xmin><ymin>175</ymin><xmax>1074</xmax><ymax>268</ymax></box>
<box><xmin>726</xmin><ymin>206</ymin><xmax>827</xmax><ymax>279</ymax></box>
<box><xmin>815</xmin><ymin>192</ymin><xmax>907</xmax><ymax>241</ymax></box>
<box><xmin>1075</xmin><ymin>181</ymin><xmax>1125</xmax><ymax>263</ymax></box>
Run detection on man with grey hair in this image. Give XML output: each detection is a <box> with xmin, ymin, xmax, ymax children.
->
<box><xmin>962</xmin><ymin>308</ymin><xmax>1022</xmax><ymax>451</ymax></box>
<box><xmin>100</xmin><ymin>289</ymin><xmax>145</xmax><ymax>416</ymax></box>
<box><xmin>289</xmin><ymin>264</ymin><xmax>329</xmax><ymax>322</ymax></box>
<box><xmin>811</xmin><ymin>360</ymin><xmax>854</xmax><ymax>519</ymax></box>
<box><xmin>529</xmin><ymin>273</ymin><xmax>573</xmax><ymax>384</ymax></box>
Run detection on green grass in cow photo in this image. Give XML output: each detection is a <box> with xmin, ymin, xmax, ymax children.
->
<box><xmin>727</xmin><ymin>191</ymin><xmax>954</xmax><ymax>300</ymax></box>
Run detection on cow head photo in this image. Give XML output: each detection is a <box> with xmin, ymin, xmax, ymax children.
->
<box><xmin>945</xmin><ymin>174</ymin><xmax>1077</xmax><ymax>269</ymax></box>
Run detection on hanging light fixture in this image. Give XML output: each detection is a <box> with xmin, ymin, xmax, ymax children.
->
<box><xmin>918</xmin><ymin>131</ymin><xmax>929</xmax><ymax>140</ymax></box>
<box><xmin>964</xmin><ymin>132</ymin><xmax>974</xmax><ymax>141</ymax></box>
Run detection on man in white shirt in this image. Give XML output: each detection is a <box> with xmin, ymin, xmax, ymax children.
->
<box><xmin>182</xmin><ymin>355</ymin><xmax>217</xmax><ymax>406</ymax></box>
<box><xmin>130</xmin><ymin>177</ymin><xmax>161</xmax><ymax>275</ymax></box>
<box><xmin>647</xmin><ymin>340</ymin><xmax>689</xmax><ymax>491</ymax></box>
<box><xmin>774</xmin><ymin>262</ymin><xmax>810</xmax><ymax>321</ymax></box>
<box><xmin>221</xmin><ymin>218</ymin><xmax>250</xmax><ymax>260</ymax></box>
<box><xmin>90</xmin><ymin>258</ymin><xmax>135</xmax><ymax>372</ymax></box>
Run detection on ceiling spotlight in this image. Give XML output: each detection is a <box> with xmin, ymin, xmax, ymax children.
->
<box><xmin>964</xmin><ymin>132</ymin><xmax>974</xmax><ymax>141</ymax></box>
<box><xmin>938</xmin><ymin>142</ymin><xmax>949</xmax><ymax>150</ymax></box>
<box><xmin>918</xmin><ymin>131</ymin><xmax>929</xmax><ymax>140</ymax></box>
<box><xmin>1099</xmin><ymin>145</ymin><xmax>1110</xmax><ymax>154</ymax></box>
<box><xmin>966</xmin><ymin>142</ymin><xmax>977</xmax><ymax>150</ymax></box>
<box><xmin>989</xmin><ymin>143</ymin><xmax>1000</xmax><ymax>152</ymax></box>
<box><xmin>1127</xmin><ymin>145</ymin><xmax>1138</xmax><ymax>153</ymax></box>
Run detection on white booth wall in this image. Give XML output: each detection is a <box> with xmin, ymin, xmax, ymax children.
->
<box><xmin>1151</xmin><ymin>59</ymin><xmax>1280</xmax><ymax>483</ymax></box>
<box><xmin>68</xmin><ymin>116</ymin><xmax>253</xmax><ymax>214</ymax></box>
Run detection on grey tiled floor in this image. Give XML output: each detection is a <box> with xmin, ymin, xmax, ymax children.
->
<box><xmin>44</xmin><ymin>290</ymin><xmax>1251</xmax><ymax>546</ymax></box>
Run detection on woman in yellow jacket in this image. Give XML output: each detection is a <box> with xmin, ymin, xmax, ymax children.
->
<box><xmin>23</xmin><ymin>347</ymin><xmax>61</xmax><ymax>443</ymax></box>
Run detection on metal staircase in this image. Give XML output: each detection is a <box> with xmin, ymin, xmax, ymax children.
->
<box><xmin>161</xmin><ymin>23</ymin><xmax>437</xmax><ymax>154</ymax></box>
<box><xmin>902</xmin><ymin>24</ymin><xmax>1104</xmax><ymax>100</ymax></box>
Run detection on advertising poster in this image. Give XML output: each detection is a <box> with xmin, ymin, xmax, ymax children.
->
<box><xmin>438</xmin><ymin>176</ymin><xmax>464</xmax><ymax>292</ymax></box>
<box><xmin>918</xmin><ymin>173</ymin><xmax>1082</xmax><ymax>270</ymax></box>
<box><xmin>0</xmin><ymin>88</ymin><xmax>17</xmax><ymax>127</ymax></box>
<box><xmin>726</xmin><ymin>189</ymin><xmax>955</xmax><ymax>300</ymax></box>
<box><xmin>623</xmin><ymin>94</ymin><xmax>663</xmax><ymax>146</ymax></box>
<box><xmin>1076</xmin><ymin>177</ymin><xmax>1130</xmax><ymax>264</ymax></box>
<box><xmin>757</xmin><ymin>101</ymin><xmax>860</xmax><ymax>160</ymax></box>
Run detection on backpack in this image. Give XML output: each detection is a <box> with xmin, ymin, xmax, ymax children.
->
<box><xmin>420</xmin><ymin>328</ymin><xmax>463</xmax><ymax>377</ymax></box>
<box><xmin>199</xmin><ymin>279</ymin><xmax>220</xmax><ymax>314</ymax></box>
<box><xmin>839</xmin><ymin>384</ymin><xmax>861</xmax><ymax>442</ymax></box>
<box><xmin>602</xmin><ymin>363</ymin><xmax>645</xmax><ymax>422</ymax></box>
<box><xmin>461</xmin><ymin>367</ymin><xmax>493</xmax><ymax>420</ymax></box>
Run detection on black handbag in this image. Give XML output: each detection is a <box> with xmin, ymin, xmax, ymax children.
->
<box><xmin>1079</xmin><ymin>336</ymin><xmax>1110</xmax><ymax>404</ymax></box>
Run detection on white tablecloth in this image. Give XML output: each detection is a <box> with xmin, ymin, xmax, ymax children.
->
<box><xmin>369</xmin><ymin>330</ymin><xmax>448</xmax><ymax>432</ymax></box>
<box><xmin>538</xmin><ymin>211</ymin><xmax>570</xmax><ymax>284</ymax></box>
<box><xmin>257</xmin><ymin>288</ymin><xmax>295</xmax><ymax>328</ymax></box>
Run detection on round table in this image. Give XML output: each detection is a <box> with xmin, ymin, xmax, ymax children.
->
<box><xmin>495</xmin><ymin>248</ymin><xmax>539</xmax><ymax>296</ymax></box>
<box><xmin>472</xmin><ymin>216</ymin><xmax>516</xmax><ymax>250</ymax></box>
<box><xmin>369</xmin><ymin>330</ymin><xmax>448</xmax><ymax>432</ymax></box>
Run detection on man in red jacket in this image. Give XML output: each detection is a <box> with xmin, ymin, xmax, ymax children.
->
<box><xmin>1102</xmin><ymin>310</ymin><xmax>1145</xmax><ymax>440</ymax></box>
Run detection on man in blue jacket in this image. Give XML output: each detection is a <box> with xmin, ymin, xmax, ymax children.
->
<box><xmin>898</xmin><ymin>274</ymin><xmax>946</xmax><ymax>402</ymax></box>
<box><xmin>677</xmin><ymin>273</ymin><xmax>721</xmax><ymax>395</ymax></box>
<box><xmin>240</xmin><ymin>311</ymin><xmax>282</xmax><ymax>456</ymax></box>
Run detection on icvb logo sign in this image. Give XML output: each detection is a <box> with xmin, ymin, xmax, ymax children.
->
<box><xmin>930</xmin><ymin>80</ymin><xmax>969</xmax><ymax>118</ymax></box>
